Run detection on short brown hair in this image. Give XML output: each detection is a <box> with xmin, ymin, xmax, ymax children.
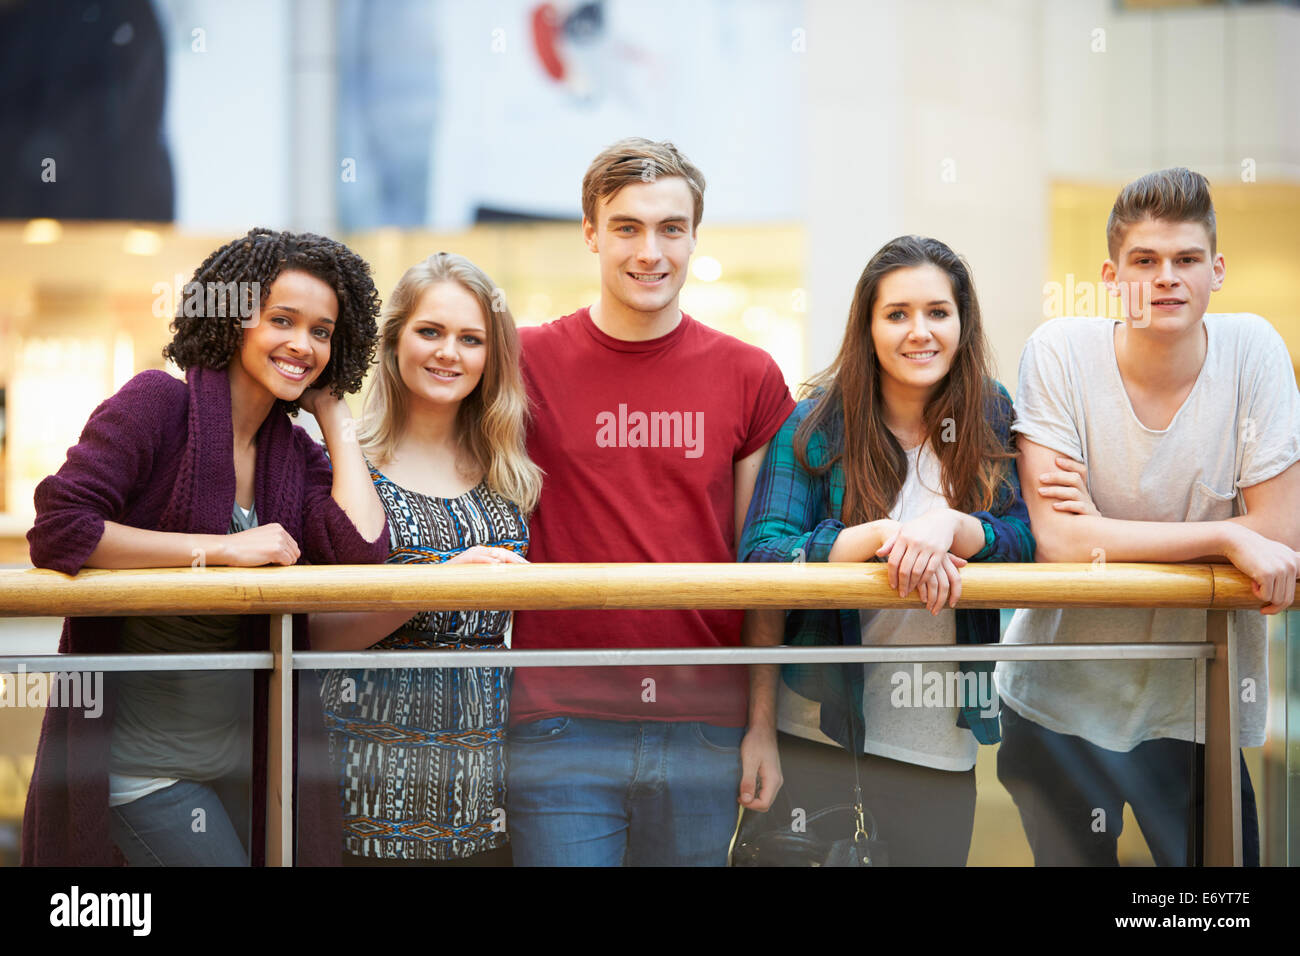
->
<box><xmin>1106</xmin><ymin>167</ymin><xmax>1217</xmax><ymax>259</ymax></box>
<box><xmin>581</xmin><ymin>137</ymin><xmax>706</xmax><ymax>231</ymax></box>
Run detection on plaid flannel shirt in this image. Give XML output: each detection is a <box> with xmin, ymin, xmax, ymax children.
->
<box><xmin>738</xmin><ymin>381</ymin><xmax>1035</xmax><ymax>752</ymax></box>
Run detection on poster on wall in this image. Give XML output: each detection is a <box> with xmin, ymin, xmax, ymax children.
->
<box><xmin>337</xmin><ymin>0</ymin><xmax>805</xmax><ymax>229</ymax></box>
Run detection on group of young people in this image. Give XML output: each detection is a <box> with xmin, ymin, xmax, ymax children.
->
<box><xmin>22</xmin><ymin>139</ymin><xmax>1300</xmax><ymax>868</ymax></box>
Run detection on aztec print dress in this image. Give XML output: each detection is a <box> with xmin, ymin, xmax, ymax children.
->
<box><xmin>320</xmin><ymin>461</ymin><xmax>528</xmax><ymax>861</ymax></box>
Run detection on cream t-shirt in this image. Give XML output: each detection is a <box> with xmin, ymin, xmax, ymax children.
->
<box><xmin>997</xmin><ymin>314</ymin><xmax>1300</xmax><ymax>751</ymax></box>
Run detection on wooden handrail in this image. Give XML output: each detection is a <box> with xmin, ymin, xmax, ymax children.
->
<box><xmin>0</xmin><ymin>562</ymin><xmax>1283</xmax><ymax>616</ymax></box>
<box><xmin>1</xmin><ymin>561</ymin><xmax>1280</xmax><ymax>868</ymax></box>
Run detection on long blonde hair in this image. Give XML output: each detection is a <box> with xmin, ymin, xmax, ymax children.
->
<box><xmin>358</xmin><ymin>252</ymin><xmax>542</xmax><ymax>514</ymax></box>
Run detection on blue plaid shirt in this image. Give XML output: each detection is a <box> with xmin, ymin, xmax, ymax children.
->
<box><xmin>738</xmin><ymin>381</ymin><xmax>1035</xmax><ymax>752</ymax></box>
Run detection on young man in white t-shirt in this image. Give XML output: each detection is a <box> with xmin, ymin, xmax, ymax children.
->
<box><xmin>995</xmin><ymin>167</ymin><xmax>1300</xmax><ymax>866</ymax></box>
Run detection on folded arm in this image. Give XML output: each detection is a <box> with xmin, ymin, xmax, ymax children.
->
<box><xmin>1021</xmin><ymin>435</ymin><xmax>1299</xmax><ymax>612</ymax></box>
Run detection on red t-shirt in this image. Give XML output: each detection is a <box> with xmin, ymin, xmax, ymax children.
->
<box><xmin>511</xmin><ymin>308</ymin><xmax>795</xmax><ymax>727</ymax></box>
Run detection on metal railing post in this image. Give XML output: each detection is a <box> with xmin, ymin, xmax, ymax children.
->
<box><xmin>266</xmin><ymin>614</ymin><xmax>294</xmax><ymax>867</ymax></box>
<box><xmin>1204</xmin><ymin>609</ymin><xmax>1242</xmax><ymax>865</ymax></box>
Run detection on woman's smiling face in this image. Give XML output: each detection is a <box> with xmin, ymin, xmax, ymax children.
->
<box><xmin>395</xmin><ymin>281</ymin><xmax>488</xmax><ymax>409</ymax></box>
<box><xmin>235</xmin><ymin>269</ymin><xmax>338</xmax><ymax>402</ymax></box>
<box><xmin>870</xmin><ymin>263</ymin><xmax>961</xmax><ymax>400</ymax></box>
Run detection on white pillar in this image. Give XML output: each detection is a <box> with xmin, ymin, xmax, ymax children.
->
<box><xmin>290</xmin><ymin>0</ymin><xmax>339</xmax><ymax>235</ymax></box>
<box><xmin>804</xmin><ymin>0</ymin><xmax>1048</xmax><ymax>389</ymax></box>
<box><xmin>804</xmin><ymin>0</ymin><xmax>906</xmax><ymax>377</ymax></box>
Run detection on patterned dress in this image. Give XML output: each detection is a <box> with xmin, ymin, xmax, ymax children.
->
<box><xmin>320</xmin><ymin>462</ymin><xmax>528</xmax><ymax>860</ymax></box>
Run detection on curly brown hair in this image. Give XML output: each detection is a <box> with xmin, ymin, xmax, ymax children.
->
<box><xmin>162</xmin><ymin>228</ymin><xmax>381</xmax><ymax>413</ymax></box>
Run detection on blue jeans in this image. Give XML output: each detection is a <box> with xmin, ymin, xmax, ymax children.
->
<box><xmin>505</xmin><ymin>717</ymin><xmax>744</xmax><ymax>866</ymax></box>
<box><xmin>108</xmin><ymin>779</ymin><xmax>249</xmax><ymax>867</ymax></box>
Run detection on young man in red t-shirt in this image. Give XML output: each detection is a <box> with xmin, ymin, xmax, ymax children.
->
<box><xmin>507</xmin><ymin>138</ymin><xmax>796</xmax><ymax>865</ymax></box>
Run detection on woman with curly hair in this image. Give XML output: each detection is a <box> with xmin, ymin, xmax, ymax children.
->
<box><xmin>23</xmin><ymin>228</ymin><xmax>390</xmax><ymax>867</ymax></box>
<box><xmin>313</xmin><ymin>252</ymin><xmax>541</xmax><ymax>867</ymax></box>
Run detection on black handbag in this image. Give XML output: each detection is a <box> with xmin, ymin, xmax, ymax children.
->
<box><xmin>730</xmin><ymin>673</ymin><xmax>889</xmax><ymax>867</ymax></box>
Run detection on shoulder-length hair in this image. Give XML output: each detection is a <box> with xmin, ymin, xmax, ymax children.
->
<box><xmin>357</xmin><ymin>252</ymin><xmax>542</xmax><ymax>514</ymax></box>
<box><xmin>794</xmin><ymin>235</ymin><xmax>1013</xmax><ymax>524</ymax></box>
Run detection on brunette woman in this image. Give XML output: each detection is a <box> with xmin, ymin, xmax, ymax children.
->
<box><xmin>738</xmin><ymin>235</ymin><xmax>1034</xmax><ymax>865</ymax></box>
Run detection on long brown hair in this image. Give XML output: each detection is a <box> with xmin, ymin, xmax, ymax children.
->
<box><xmin>357</xmin><ymin>253</ymin><xmax>542</xmax><ymax>514</ymax></box>
<box><xmin>794</xmin><ymin>235</ymin><xmax>1012</xmax><ymax>524</ymax></box>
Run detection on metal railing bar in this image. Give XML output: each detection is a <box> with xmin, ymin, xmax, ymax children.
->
<box><xmin>293</xmin><ymin>642</ymin><xmax>1214</xmax><ymax>669</ymax></box>
<box><xmin>0</xmin><ymin>644</ymin><xmax>1214</xmax><ymax>674</ymax></box>
<box><xmin>0</xmin><ymin>644</ymin><xmax>1215</xmax><ymax>673</ymax></box>
<box><xmin>0</xmin><ymin>653</ymin><xmax>274</xmax><ymax>671</ymax></box>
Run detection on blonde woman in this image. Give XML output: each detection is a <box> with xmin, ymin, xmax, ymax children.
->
<box><xmin>313</xmin><ymin>253</ymin><xmax>541</xmax><ymax>866</ymax></box>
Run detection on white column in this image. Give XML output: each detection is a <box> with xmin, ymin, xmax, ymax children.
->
<box><xmin>804</xmin><ymin>0</ymin><xmax>907</xmax><ymax>378</ymax></box>
<box><xmin>803</xmin><ymin>0</ymin><xmax>1048</xmax><ymax>389</ymax></box>
<box><xmin>290</xmin><ymin>0</ymin><xmax>339</xmax><ymax>235</ymax></box>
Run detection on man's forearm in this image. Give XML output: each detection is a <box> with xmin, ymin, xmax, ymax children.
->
<box><xmin>1039</xmin><ymin>514</ymin><xmax>1239</xmax><ymax>564</ymax></box>
<box><xmin>743</xmin><ymin>608</ymin><xmax>784</xmax><ymax>731</ymax></box>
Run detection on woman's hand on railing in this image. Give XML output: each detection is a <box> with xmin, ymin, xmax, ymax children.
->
<box><xmin>84</xmin><ymin>521</ymin><xmax>298</xmax><ymax>569</ymax></box>
<box><xmin>1223</xmin><ymin>525</ymin><xmax>1300</xmax><ymax>615</ymax></box>
<box><xmin>214</xmin><ymin>524</ymin><xmax>302</xmax><ymax>567</ymax></box>
<box><xmin>916</xmin><ymin>553</ymin><xmax>967</xmax><ymax>615</ymax></box>
<box><xmin>876</xmin><ymin>510</ymin><xmax>961</xmax><ymax>598</ymax></box>
<box><xmin>444</xmin><ymin>546</ymin><xmax>528</xmax><ymax>565</ymax></box>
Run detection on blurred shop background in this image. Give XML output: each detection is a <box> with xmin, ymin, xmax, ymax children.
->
<box><xmin>0</xmin><ymin>0</ymin><xmax>1297</xmax><ymax>866</ymax></box>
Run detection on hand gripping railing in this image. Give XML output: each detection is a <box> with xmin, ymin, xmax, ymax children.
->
<box><xmin>0</xmin><ymin>562</ymin><xmax>1272</xmax><ymax>866</ymax></box>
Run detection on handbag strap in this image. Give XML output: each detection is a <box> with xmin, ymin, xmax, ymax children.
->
<box><xmin>840</xmin><ymin>665</ymin><xmax>871</xmax><ymax>849</ymax></box>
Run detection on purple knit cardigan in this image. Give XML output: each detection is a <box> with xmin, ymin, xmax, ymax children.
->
<box><xmin>21</xmin><ymin>365</ymin><xmax>389</xmax><ymax>866</ymax></box>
